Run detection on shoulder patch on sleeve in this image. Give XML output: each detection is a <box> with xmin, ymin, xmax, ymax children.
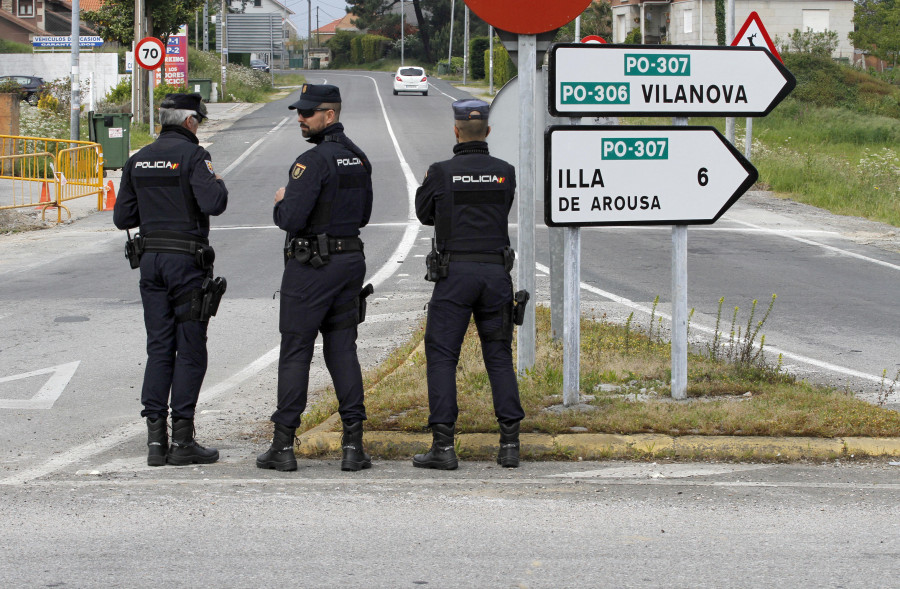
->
<box><xmin>292</xmin><ymin>163</ymin><xmax>307</xmax><ymax>179</ymax></box>
<box><xmin>205</xmin><ymin>160</ymin><xmax>215</xmax><ymax>174</ymax></box>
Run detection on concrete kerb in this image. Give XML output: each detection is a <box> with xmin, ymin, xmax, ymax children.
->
<box><xmin>296</xmin><ymin>428</ymin><xmax>900</xmax><ymax>461</ymax></box>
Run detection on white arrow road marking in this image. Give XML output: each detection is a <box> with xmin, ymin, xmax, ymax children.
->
<box><xmin>0</xmin><ymin>361</ymin><xmax>80</xmax><ymax>409</ymax></box>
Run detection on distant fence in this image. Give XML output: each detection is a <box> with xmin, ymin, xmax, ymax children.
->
<box><xmin>0</xmin><ymin>135</ymin><xmax>104</xmax><ymax>223</ymax></box>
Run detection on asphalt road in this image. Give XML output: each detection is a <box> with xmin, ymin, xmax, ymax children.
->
<box><xmin>1</xmin><ymin>70</ymin><xmax>899</xmax><ymax>587</ymax></box>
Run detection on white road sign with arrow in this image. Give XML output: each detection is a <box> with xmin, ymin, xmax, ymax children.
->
<box><xmin>545</xmin><ymin>125</ymin><xmax>758</xmax><ymax>226</ymax></box>
<box><xmin>549</xmin><ymin>44</ymin><xmax>796</xmax><ymax>117</ymax></box>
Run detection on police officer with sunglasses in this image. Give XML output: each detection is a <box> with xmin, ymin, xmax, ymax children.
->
<box><xmin>257</xmin><ymin>84</ymin><xmax>374</xmax><ymax>472</ymax></box>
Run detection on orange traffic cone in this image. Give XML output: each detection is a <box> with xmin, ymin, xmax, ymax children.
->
<box><xmin>34</xmin><ymin>181</ymin><xmax>51</xmax><ymax>209</ymax></box>
<box><xmin>103</xmin><ymin>180</ymin><xmax>116</xmax><ymax>211</ymax></box>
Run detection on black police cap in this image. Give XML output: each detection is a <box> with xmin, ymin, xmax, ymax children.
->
<box><xmin>288</xmin><ymin>84</ymin><xmax>342</xmax><ymax>111</ymax></box>
<box><xmin>160</xmin><ymin>92</ymin><xmax>207</xmax><ymax>120</ymax></box>
<box><xmin>452</xmin><ymin>99</ymin><xmax>490</xmax><ymax>121</ymax></box>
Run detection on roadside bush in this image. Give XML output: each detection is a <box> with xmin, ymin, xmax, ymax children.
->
<box><xmin>486</xmin><ymin>45</ymin><xmax>515</xmax><ymax>88</ymax></box>
<box><xmin>469</xmin><ymin>36</ymin><xmax>489</xmax><ymax>79</ymax></box>
<box><xmin>326</xmin><ymin>30</ymin><xmax>358</xmax><ymax>68</ymax></box>
<box><xmin>624</xmin><ymin>27</ymin><xmax>642</xmax><ymax>44</ymax></box>
<box><xmin>0</xmin><ymin>38</ymin><xmax>32</xmax><ymax>53</ymax></box>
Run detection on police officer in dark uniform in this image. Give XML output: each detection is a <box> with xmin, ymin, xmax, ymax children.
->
<box><xmin>257</xmin><ymin>84</ymin><xmax>374</xmax><ymax>473</ymax></box>
<box><xmin>413</xmin><ymin>99</ymin><xmax>527</xmax><ymax>470</ymax></box>
<box><xmin>114</xmin><ymin>93</ymin><xmax>228</xmax><ymax>467</ymax></box>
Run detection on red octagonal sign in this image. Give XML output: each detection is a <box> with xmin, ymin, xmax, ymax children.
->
<box><xmin>464</xmin><ymin>0</ymin><xmax>593</xmax><ymax>35</ymax></box>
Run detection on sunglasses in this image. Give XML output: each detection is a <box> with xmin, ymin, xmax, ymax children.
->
<box><xmin>297</xmin><ymin>107</ymin><xmax>331</xmax><ymax>118</ymax></box>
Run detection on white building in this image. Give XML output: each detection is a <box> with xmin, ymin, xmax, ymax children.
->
<box><xmin>611</xmin><ymin>0</ymin><xmax>854</xmax><ymax>59</ymax></box>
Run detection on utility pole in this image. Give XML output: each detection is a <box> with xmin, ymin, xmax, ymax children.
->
<box><xmin>306</xmin><ymin>0</ymin><xmax>310</xmax><ymax>68</ymax></box>
<box><xmin>133</xmin><ymin>0</ymin><xmax>145</xmax><ymax>124</ymax></box>
<box><xmin>400</xmin><ymin>0</ymin><xmax>404</xmax><ymax>66</ymax></box>
<box><xmin>463</xmin><ymin>6</ymin><xmax>470</xmax><ymax>83</ymax></box>
<box><xmin>220</xmin><ymin>0</ymin><xmax>227</xmax><ymax>99</ymax></box>
<box><xmin>447</xmin><ymin>0</ymin><xmax>454</xmax><ymax>67</ymax></box>
<box><xmin>203</xmin><ymin>1</ymin><xmax>209</xmax><ymax>52</ymax></box>
<box><xmin>70</xmin><ymin>0</ymin><xmax>80</xmax><ymax>140</ymax></box>
<box><xmin>316</xmin><ymin>7</ymin><xmax>320</xmax><ymax>49</ymax></box>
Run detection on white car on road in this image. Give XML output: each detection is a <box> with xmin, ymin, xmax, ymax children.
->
<box><xmin>393</xmin><ymin>66</ymin><xmax>428</xmax><ymax>96</ymax></box>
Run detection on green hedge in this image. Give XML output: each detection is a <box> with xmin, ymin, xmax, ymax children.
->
<box><xmin>469</xmin><ymin>36</ymin><xmax>489</xmax><ymax>79</ymax></box>
<box><xmin>485</xmin><ymin>43</ymin><xmax>516</xmax><ymax>88</ymax></box>
<box><xmin>351</xmin><ymin>34</ymin><xmax>391</xmax><ymax>64</ymax></box>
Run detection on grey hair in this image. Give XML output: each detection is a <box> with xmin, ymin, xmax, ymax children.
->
<box><xmin>159</xmin><ymin>108</ymin><xmax>197</xmax><ymax>126</ymax></box>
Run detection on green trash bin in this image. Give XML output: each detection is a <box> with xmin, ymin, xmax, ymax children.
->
<box><xmin>188</xmin><ymin>78</ymin><xmax>212</xmax><ymax>102</ymax></box>
<box><xmin>88</xmin><ymin>112</ymin><xmax>133</xmax><ymax>170</ymax></box>
<box><xmin>310</xmin><ymin>57</ymin><xmax>320</xmax><ymax>70</ymax></box>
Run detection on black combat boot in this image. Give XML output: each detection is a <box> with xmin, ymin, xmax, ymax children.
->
<box><xmin>256</xmin><ymin>423</ymin><xmax>298</xmax><ymax>472</ymax></box>
<box><xmin>340</xmin><ymin>420</ymin><xmax>372</xmax><ymax>472</ymax></box>
<box><xmin>497</xmin><ymin>421</ymin><xmax>521</xmax><ymax>468</ymax></box>
<box><xmin>412</xmin><ymin>423</ymin><xmax>458</xmax><ymax>470</ymax></box>
<box><xmin>146</xmin><ymin>417</ymin><xmax>168</xmax><ymax>467</ymax></box>
<box><xmin>167</xmin><ymin>418</ymin><xmax>219</xmax><ymax>465</ymax></box>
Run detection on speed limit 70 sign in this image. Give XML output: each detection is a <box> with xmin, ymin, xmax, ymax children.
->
<box><xmin>134</xmin><ymin>37</ymin><xmax>165</xmax><ymax>70</ymax></box>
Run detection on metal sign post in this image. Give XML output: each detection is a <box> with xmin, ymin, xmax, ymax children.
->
<box><xmin>517</xmin><ymin>33</ymin><xmax>537</xmax><ymax>372</ymax></box>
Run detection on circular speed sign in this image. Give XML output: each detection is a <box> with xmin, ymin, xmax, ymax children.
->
<box><xmin>135</xmin><ymin>37</ymin><xmax>166</xmax><ymax>70</ymax></box>
<box><xmin>464</xmin><ymin>0</ymin><xmax>593</xmax><ymax>34</ymax></box>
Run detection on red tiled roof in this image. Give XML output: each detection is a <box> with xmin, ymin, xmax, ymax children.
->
<box><xmin>313</xmin><ymin>13</ymin><xmax>358</xmax><ymax>35</ymax></box>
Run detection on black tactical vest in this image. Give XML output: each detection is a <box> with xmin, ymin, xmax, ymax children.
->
<box><xmin>131</xmin><ymin>129</ymin><xmax>208</xmax><ymax>235</ymax></box>
<box><xmin>434</xmin><ymin>148</ymin><xmax>514</xmax><ymax>253</ymax></box>
<box><xmin>304</xmin><ymin>132</ymin><xmax>371</xmax><ymax>237</ymax></box>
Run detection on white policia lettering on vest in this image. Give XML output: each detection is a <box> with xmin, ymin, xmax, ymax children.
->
<box><xmin>452</xmin><ymin>175</ymin><xmax>506</xmax><ymax>183</ymax></box>
<box><xmin>135</xmin><ymin>161</ymin><xmax>180</xmax><ymax>170</ymax></box>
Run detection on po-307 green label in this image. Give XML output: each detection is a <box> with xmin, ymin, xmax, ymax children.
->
<box><xmin>624</xmin><ymin>54</ymin><xmax>691</xmax><ymax>76</ymax></box>
<box><xmin>601</xmin><ymin>138</ymin><xmax>669</xmax><ymax>160</ymax></box>
<box><xmin>560</xmin><ymin>82</ymin><xmax>630</xmax><ymax>105</ymax></box>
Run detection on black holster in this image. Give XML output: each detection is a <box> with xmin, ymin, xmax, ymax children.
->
<box><xmin>425</xmin><ymin>238</ymin><xmax>449</xmax><ymax>282</ymax></box>
<box><xmin>200</xmin><ymin>276</ymin><xmax>227</xmax><ymax>320</ymax></box>
<box><xmin>125</xmin><ymin>231</ymin><xmax>144</xmax><ymax>269</ymax></box>
<box><xmin>502</xmin><ymin>246</ymin><xmax>516</xmax><ymax>273</ymax></box>
<box><xmin>173</xmin><ymin>275</ymin><xmax>227</xmax><ymax>323</ymax></box>
<box><xmin>512</xmin><ymin>289</ymin><xmax>530</xmax><ymax>326</ymax></box>
<box><xmin>358</xmin><ymin>283</ymin><xmax>374</xmax><ymax>324</ymax></box>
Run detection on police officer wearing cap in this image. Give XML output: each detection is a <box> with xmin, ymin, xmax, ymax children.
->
<box><xmin>257</xmin><ymin>84</ymin><xmax>375</xmax><ymax>473</ymax></box>
<box><xmin>114</xmin><ymin>93</ymin><xmax>228</xmax><ymax>467</ymax></box>
<box><xmin>413</xmin><ymin>99</ymin><xmax>527</xmax><ymax>470</ymax></box>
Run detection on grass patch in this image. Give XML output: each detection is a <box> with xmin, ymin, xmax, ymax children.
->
<box><xmin>299</xmin><ymin>306</ymin><xmax>900</xmax><ymax>439</ymax></box>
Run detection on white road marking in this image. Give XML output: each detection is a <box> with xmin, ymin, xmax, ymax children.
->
<box><xmin>730</xmin><ymin>219</ymin><xmax>900</xmax><ymax>272</ymax></box>
<box><xmin>219</xmin><ymin>116</ymin><xmax>292</xmax><ymax>178</ymax></box>
<box><xmin>0</xmin><ymin>361</ymin><xmax>80</xmax><ymax>410</ymax></box>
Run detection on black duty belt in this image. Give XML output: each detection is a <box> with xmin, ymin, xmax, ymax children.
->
<box><xmin>447</xmin><ymin>252</ymin><xmax>505</xmax><ymax>264</ymax></box>
<box><xmin>287</xmin><ymin>235</ymin><xmax>364</xmax><ymax>259</ymax></box>
<box><xmin>141</xmin><ymin>230</ymin><xmax>208</xmax><ymax>255</ymax></box>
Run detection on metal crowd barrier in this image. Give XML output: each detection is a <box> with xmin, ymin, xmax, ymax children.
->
<box><xmin>0</xmin><ymin>135</ymin><xmax>104</xmax><ymax>223</ymax></box>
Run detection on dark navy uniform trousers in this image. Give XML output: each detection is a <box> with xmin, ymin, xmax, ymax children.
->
<box><xmin>139</xmin><ymin>252</ymin><xmax>208</xmax><ymax>420</ymax></box>
<box><xmin>424</xmin><ymin>261</ymin><xmax>525</xmax><ymax>426</ymax></box>
<box><xmin>273</xmin><ymin>251</ymin><xmax>367</xmax><ymax>429</ymax></box>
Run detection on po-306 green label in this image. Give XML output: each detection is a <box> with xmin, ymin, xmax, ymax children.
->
<box><xmin>560</xmin><ymin>82</ymin><xmax>630</xmax><ymax>105</ymax></box>
<box><xmin>601</xmin><ymin>138</ymin><xmax>669</xmax><ymax>160</ymax></box>
<box><xmin>624</xmin><ymin>54</ymin><xmax>691</xmax><ymax>76</ymax></box>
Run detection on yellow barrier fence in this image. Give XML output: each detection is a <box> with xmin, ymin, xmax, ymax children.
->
<box><xmin>0</xmin><ymin>134</ymin><xmax>104</xmax><ymax>223</ymax></box>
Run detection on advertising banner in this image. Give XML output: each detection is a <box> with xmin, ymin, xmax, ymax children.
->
<box><xmin>154</xmin><ymin>27</ymin><xmax>189</xmax><ymax>87</ymax></box>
